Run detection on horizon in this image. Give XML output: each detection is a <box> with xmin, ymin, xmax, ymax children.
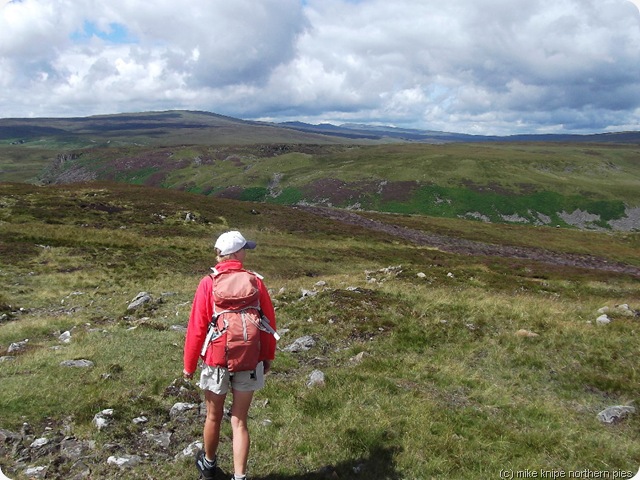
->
<box><xmin>1</xmin><ymin>108</ymin><xmax>639</xmax><ymax>138</ymax></box>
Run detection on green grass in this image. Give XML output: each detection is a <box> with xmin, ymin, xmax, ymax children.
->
<box><xmin>0</xmin><ymin>182</ymin><xmax>639</xmax><ymax>479</ymax></box>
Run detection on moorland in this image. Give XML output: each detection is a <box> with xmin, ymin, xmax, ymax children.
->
<box><xmin>0</xmin><ymin>111</ymin><xmax>639</xmax><ymax>479</ymax></box>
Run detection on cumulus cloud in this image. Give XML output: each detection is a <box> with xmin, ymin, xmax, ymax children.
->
<box><xmin>0</xmin><ymin>0</ymin><xmax>639</xmax><ymax>134</ymax></box>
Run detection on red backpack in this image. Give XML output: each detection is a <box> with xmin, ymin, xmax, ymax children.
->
<box><xmin>202</xmin><ymin>269</ymin><xmax>265</xmax><ymax>372</ymax></box>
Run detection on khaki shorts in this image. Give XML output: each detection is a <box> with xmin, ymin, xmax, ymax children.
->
<box><xmin>198</xmin><ymin>362</ymin><xmax>265</xmax><ymax>395</ymax></box>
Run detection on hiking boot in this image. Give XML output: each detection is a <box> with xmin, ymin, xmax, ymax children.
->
<box><xmin>195</xmin><ymin>449</ymin><xmax>217</xmax><ymax>480</ymax></box>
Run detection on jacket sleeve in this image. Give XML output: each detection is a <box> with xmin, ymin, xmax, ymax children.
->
<box><xmin>258</xmin><ymin>279</ymin><xmax>277</xmax><ymax>361</ymax></box>
<box><xmin>183</xmin><ymin>276</ymin><xmax>213</xmax><ymax>374</ymax></box>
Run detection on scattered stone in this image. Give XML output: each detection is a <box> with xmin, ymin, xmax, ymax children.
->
<box><xmin>107</xmin><ymin>454</ymin><xmax>142</xmax><ymax>468</ymax></box>
<box><xmin>315</xmin><ymin>281</ymin><xmax>327</xmax><ymax>288</ymax></box>
<box><xmin>170</xmin><ymin>402</ymin><xmax>197</xmax><ymax>418</ymax></box>
<box><xmin>176</xmin><ymin>441</ymin><xmax>203</xmax><ymax>460</ymax></box>
<box><xmin>300</xmin><ymin>289</ymin><xmax>318</xmax><ymax>299</ymax></box>
<box><xmin>515</xmin><ymin>329</ymin><xmax>539</xmax><ymax>338</ymax></box>
<box><xmin>8</xmin><ymin>339</ymin><xmax>28</xmax><ymax>354</ymax></box>
<box><xmin>447</xmin><ymin>272</ymin><xmax>454</xmax><ymax>278</ymax></box>
<box><xmin>307</xmin><ymin>370</ymin><xmax>325</xmax><ymax>388</ymax></box>
<box><xmin>615</xmin><ymin>304</ymin><xmax>635</xmax><ymax>317</ymax></box>
<box><xmin>417</xmin><ymin>272</ymin><xmax>427</xmax><ymax>278</ymax></box>
<box><xmin>60</xmin><ymin>437</ymin><xmax>95</xmax><ymax>461</ymax></box>
<box><xmin>60</xmin><ymin>359</ymin><xmax>94</xmax><ymax>368</ymax></box>
<box><xmin>596</xmin><ymin>314</ymin><xmax>611</xmax><ymax>325</ymax></box>
<box><xmin>597</xmin><ymin>405</ymin><xmax>636</xmax><ymax>424</ymax></box>
<box><xmin>24</xmin><ymin>466</ymin><xmax>47</xmax><ymax>478</ymax></box>
<box><xmin>127</xmin><ymin>292</ymin><xmax>152</xmax><ymax>311</ymax></box>
<box><xmin>283</xmin><ymin>335</ymin><xmax>315</xmax><ymax>353</ymax></box>
<box><xmin>350</xmin><ymin>351</ymin><xmax>368</xmax><ymax>365</ymax></box>
<box><xmin>144</xmin><ymin>430</ymin><xmax>172</xmax><ymax>449</ymax></box>
<box><xmin>597</xmin><ymin>306</ymin><xmax>610</xmax><ymax>314</ymax></box>
<box><xmin>93</xmin><ymin>409</ymin><xmax>114</xmax><ymax>430</ymax></box>
<box><xmin>30</xmin><ymin>437</ymin><xmax>49</xmax><ymax>448</ymax></box>
<box><xmin>170</xmin><ymin>325</ymin><xmax>187</xmax><ymax>333</ymax></box>
<box><xmin>132</xmin><ymin>416</ymin><xmax>148</xmax><ymax>424</ymax></box>
<box><xmin>0</xmin><ymin>356</ymin><xmax>15</xmax><ymax>362</ymax></box>
<box><xmin>59</xmin><ymin>331</ymin><xmax>72</xmax><ymax>343</ymax></box>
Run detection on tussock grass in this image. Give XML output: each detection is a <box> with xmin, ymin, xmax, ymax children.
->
<box><xmin>0</xmin><ymin>182</ymin><xmax>638</xmax><ymax>479</ymax></box>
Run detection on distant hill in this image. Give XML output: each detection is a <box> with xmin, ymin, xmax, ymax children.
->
<box><xmin>278</xmin><ymin>120</ymin><xmax>640</xmax><ymax>144</ymax></box>
<box><xmin>0</xmin><ymin>110</ymin><xmax>362</xmax><ymax>148</ymax></box>
<box><xmin>2</xmin><ymin>110</ymin><xmax>640</xmax><ymax>146</ymax></box>
<box><xmin>1</xmin><ymin>110</ymin><xmax>639</xmax><ymax>231</ymax></box>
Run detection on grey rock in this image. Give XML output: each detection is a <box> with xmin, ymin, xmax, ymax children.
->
<box><xmin>597</xmin><ymin>405</ymin><xmax>636</xmax><ymax>424</ymax></box>
<box><xmin>307</xmin><ymin>370</ymin><xmax>325</xmax><ymax>388</ymax></box>
<box><xmin>284</xmin><ymin>335</ymin><xmax>316</xmax><ymax>353</ymax></box>
<box><xmin>170</xmin><ymin>402</ymin><xmax>197</xmax><ymax>418</ymax></box>
<box><xmin>127</xmin><ymin>292</ymin><xmax>152</xmax><ymax>311</ymax></box>
<box><xmin>8</xmin><ymin>339</ymin><xmax>28</xmax><ymax>354</ymax></box>
<box><xmin>107</xmin><ymin>454</ymin><xmax>142</xmax><ymax>468</ymax></box>
<box><xmin>60</xmin><ymin>359</ymin><xmax>94</xmax><ymax>368</ymax></box>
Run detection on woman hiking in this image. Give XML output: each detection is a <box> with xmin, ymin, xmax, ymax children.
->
<box><xmin>183</xmin><ymin>230</ymin><xmax>277</xmax><ymax>480</ymax></box>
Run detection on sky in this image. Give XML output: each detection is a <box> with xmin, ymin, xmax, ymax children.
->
<box><xmin>1</xmin><ymin>0</ymin><xmax>640</xmax><ymax>135</ymax></box>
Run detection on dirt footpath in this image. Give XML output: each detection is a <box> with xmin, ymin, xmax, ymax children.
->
<box><xmin>298</xmin><ymin>206</ymin><xmax>640</xmax><ymax>278</ymax></box>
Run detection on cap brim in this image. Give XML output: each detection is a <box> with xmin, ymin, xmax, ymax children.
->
<box><xmin>243</xmin><ymin>241</ymin><xmax>257</xmax><ymax>250</ymax></box>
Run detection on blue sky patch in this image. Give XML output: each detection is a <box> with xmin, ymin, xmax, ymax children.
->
<box><xmin>70</xmin><ymin>21</ymin><xmax>135</xmax><ymax>44</ymax></box>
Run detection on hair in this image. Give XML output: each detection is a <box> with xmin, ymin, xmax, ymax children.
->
<box><xmin>215</xmin><ymin>249</ymin><xmax>242</xmax><ymax>263</ymax></box>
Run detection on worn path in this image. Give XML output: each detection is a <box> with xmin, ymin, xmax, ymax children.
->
<box><xmin>298</xmin><ymin>206</ymin><xmax>640</xmax><ymax>278</ymax></box>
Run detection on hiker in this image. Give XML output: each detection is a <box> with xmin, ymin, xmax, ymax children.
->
<box><xmin>183</xmin><ymin>230</ymin><xmax>277</xmax><ymax>480</ymax></box>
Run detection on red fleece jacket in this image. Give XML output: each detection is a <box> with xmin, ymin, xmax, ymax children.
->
<box><xmin>183</xmin><ymin>259</ymin><xmax>277</xmax><ymax>374</ymax></box>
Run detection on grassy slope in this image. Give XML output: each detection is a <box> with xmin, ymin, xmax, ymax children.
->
<box><xmin>0</xmin><ymin>182</ymin><xmax>638</xmax><ymax>479</ymax></box>
<box><xmin>2</xmin><ymin>111</ymin><xmax>640</xmax><ymax>232</ymax></box>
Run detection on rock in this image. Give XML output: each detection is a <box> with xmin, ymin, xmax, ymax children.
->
<box><xmin>60</xmin><ymin>437</ymin><xmax>95</xmax><ymax>461</ymax></box>
<box><xmin>597</xmin><ymin>405</ymin><xmax>636</xmax><ymax>424</ymax></box>
<box><xmin>59</xmin><ymin>331</ymin><xmax>72</xmax><ymax>343</ymax></box>
<box><xmin>283</xmin><ymin>335</ymin><xmax>316</xmax><ymax>353</ymax></box>
<box><xmin>315</xmin><ymin>281</ymin><xmax>327</xmax><ymax>288</ymax></box>
<box><xmin>176</xmin><ymin>441</ymin><xmax>203</xmax><ymax>460</ymax></box>
<box><xmin>170</xmin><ymin>402</ymin><xmax>197</xmax><ymax>418</ymax></box>
<box><xmin>350</xmin><ymin>351</ymin><xmax>368</xmax><ymax>365</ymax></box>
<box><xmin>0</xmin><ymin>356</ymin><xmax>15</xmax><ymax>362</ymax></box>
<box><xmin>132</xmin><ymin>416</ymin><xmax>148</xmax><ymax>424</ymax></box>
<box><xmin>417</xmin><ymin>272</ymin><xmax>427</xmax><ymax>278</ymax></box>
<box><xmin>307</xmin><ymin>370</ymin><xmax>325</xmax><ymax>388</ymax></box>
<box><xmin>615</xmin><ymin>304</ymin><xmax>635</xmax><ymax>317</ymax></box>
<box><xmin>60</xmin><ymin>359</ymin><xmax>94</xmax><ymax>368</ymax></box>
<box><xmin>24</xmin><ymin>466</ymin><xmax>47</xmax><ymax>478</ymax></box>
<box><xmin>127</xmin><ymin>292</ymin><xmax>152</xmax><ymax>311</ymax></box>
<box><xmin>515</xmin><ymin>329</ymin><xmax>539</xmax><ymax>338</ymax></box>
<box><xmin>93</xmin><ymin>409</ymin><xmax>114</xmax><ymax>430</ymax></box>
<box><xmin>29</xmin><ymin>438</ymin><xmax>49</xmax><ymax>448</ymax></box>
<box><xmin>596</xmin><ymin>314</ymin><xmax>611</xmax><ymax>325</ymax></box>
<box><xmin>107</xmin><ymin>455</ymin><xmax>142</xmax><ymax>468</ymax></box>
<box><xmin>8</xmin><ymin>339</ymin><xmax>28</xmax><ymax>354</ymax></box>
<box><xmin>597</xmin><ymin>306</ymin><xmax>610</xmax><ymax>314</ymax></box>
<box><xmin>144</xmin><ymin>430</ymin><xmax>172</xmax><ymax>449</ymax></box>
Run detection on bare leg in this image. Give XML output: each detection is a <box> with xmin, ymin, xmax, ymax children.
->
<box><xmin>230</xmin><ymin>389</ymin><xmax>254</xmax><ymax>476</ymax></box>
<box><xmin>203</xmin><ymin>389</ymin><xmax>226</xmax><ymax>462</ymax></box>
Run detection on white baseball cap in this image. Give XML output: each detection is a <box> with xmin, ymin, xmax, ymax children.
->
<box><xmin>214</xmin><ymin>231</ymin><xmax>257</xmax><ymax>256</ymax></box>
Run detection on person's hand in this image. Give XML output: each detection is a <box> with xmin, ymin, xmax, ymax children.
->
<box><xmin>263</xmin><ymin>360</ymin><xmax>271</xmax><ymax>374</ymax></box>
<box><xmin>183</xmin><ymin>370</ymin><xmax>194</xmax><ymax>380</ymax></box>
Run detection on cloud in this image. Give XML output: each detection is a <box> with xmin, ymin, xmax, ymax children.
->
<box><xmin>1</xmin><ymin>0</ymin><xmax>639</xmax><ymax>134</ymax></box>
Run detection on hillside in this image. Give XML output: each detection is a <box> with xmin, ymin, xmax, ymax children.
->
<box><xmin>39</xmin><ymin>141</ymin><xmax>640</xmax><ymax>231</ymax></box>
<box><xmin>1</xmin><ymin>111</ymin><xmax>640</xmax><ymax>231</ymax></box>
<box><xmin>0</xmin><ymin>182</ymin><xmax>638</xmax><ymax>479</ymax></box>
